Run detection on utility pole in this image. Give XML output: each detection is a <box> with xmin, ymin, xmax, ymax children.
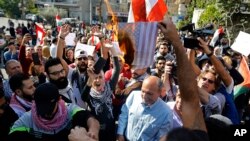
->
<box><xmin>90</xmin><ymin>0</ymin><xmax>92</xmax><ymax>24</ymax></box>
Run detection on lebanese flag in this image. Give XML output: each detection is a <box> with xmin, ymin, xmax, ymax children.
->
<box><xmin>209</xmin><ymin>27</ymin><xmax>224</xmax><ymax>47</ymax></box>
<box><xmin>234</xmin><ymin>56</ymin><xmax>250</xmax><ymax>99</ymax></box>
<box><xmin>35</xmin><ymin>23</ymin><xmax>45</xmax><ymax>45</ymax></box>
<box><xmin>56</xmin><ymin>14</ymin><xmax>61</xmax><ymax>32</ymax></box>
<box><xmin>128</xmin><ymin>0</ymin><xmax>168</xmax><ymax>22</ymax></box>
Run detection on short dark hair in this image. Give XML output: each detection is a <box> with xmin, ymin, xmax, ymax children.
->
<box><xmin>156</xmin><ymin>56</ymin><xmax>166</xmax><ymax>63</ymax></box>
<box><xmin>52</xmin><ymin>38</ymin><xmax>58</xmax><ymax>44</ymax></box>
<box><xmin>45</xmin><ymin>58</ymin><xmax>62</xmax><ymax>75</ymax></box>
<box><xmin>205</xmin><ymin>116</ymin><xmax>231</xmax><ymax>141</ymax></box>
<box><xmin>167</xmin><ymin>127</ymin><xmax>209</xmax><ymax>141</ymax></box>
<box><xmin>9</xmin><ymin>73</ymin><xmax>30</xmax><ymax>92</ymax></box>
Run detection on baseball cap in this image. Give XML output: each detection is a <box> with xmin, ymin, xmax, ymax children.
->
<box><xmin>34</xmin><ymin>83</ymin><xmax>60</xmax><ymax>116</ymax></box>
<box><xmin>74</xmin><ymin>49</ymin><xmax>88</xmax><ymax>59</ymax></box>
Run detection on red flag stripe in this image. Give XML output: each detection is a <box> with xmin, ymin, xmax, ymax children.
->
<box><xmin>147</xmin><ymin>0</ymin><xmax>167</xmax><ymax>21</ymax></box>
<box><xmin>132</xmin><ymin>0</ymin><xmax>147</xmax><ymax>22</ymax></box>
<box><xmin>35</xmin><ymin>23</ymin><xmax>45</xmax><ymax>45</ymax></box>
<box><xmin>128</xmin><ymin>0</ymin><xmax>167</xmax><ymax>22</ymax></box>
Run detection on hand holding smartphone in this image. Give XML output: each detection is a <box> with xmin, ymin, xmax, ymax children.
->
<box><xmin>32</xmin><ymin>52</ymin><xmax>41</xmax><ymax>65</ymax></box>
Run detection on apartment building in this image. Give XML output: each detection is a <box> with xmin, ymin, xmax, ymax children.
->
<box><xmin>35</xmin><ymin>0</ymin><xmax>129</xmax><ymax>24</ymax></box>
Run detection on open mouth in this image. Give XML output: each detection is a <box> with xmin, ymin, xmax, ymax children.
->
<box><xmin>95</xmin><ymin>83</ymin><xmax>101</xmax><ymax>87</ymax></box>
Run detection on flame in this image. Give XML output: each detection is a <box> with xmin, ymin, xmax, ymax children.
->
<box><xmin>104</xmin><ymin>0</ymin><xmax>135</xmax><ymax>67</ymax></box>
<box><xmin>104</xmin><ymin>0</ymin><xmax>118</xmax><ymax>41</ymax></box>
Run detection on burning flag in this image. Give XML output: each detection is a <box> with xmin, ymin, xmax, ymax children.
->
<box><xmin>128</xmin><ymin>0</ymin><xmax>168</xmax><ymax>22</ymax></box>
<box><xmin>119</xmin><ymin>22</ymin><xmax>158</xmax><ymax>69</ymax></box>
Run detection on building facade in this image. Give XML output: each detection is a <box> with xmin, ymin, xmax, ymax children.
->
<box><xmin>35</xmin><ymin>0</ymin><xmax>130</xmax><ymax>24</ymax></box>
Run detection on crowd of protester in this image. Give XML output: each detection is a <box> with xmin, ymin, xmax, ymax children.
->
<box><xmin>0</xmin><ymin>17</ymin><xmax>249</xmax><ymax>141</ymax></box>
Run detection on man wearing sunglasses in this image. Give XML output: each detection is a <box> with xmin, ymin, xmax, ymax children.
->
<box><xmin>196</xmin><ymin>38</ymin><xmax>239</xmax><ymax>124</ymax></box>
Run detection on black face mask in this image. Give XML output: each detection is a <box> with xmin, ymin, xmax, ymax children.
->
<box><xmin>49</xmin><ymin>77</ymin><xmax>68</xmax><ymax>89</ymax></box>
<box><xmin>39</xmin><ymin>104</ymin><xmax>58</xmax><ymax>120</ymax></box>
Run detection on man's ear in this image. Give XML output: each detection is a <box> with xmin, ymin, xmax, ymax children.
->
<box><xmin>15</xmin><ymin>89</ymin><xmax>22</xmax><ymax>96</ymax></box>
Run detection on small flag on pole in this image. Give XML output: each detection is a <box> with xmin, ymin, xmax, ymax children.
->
<box><xmin>56</xmin><ymin>14</ymin><xmax>61</xmax><ymax>32</ymax></box>
<box><xmin>234</xmin><ymin>56</ymin><xmax>250</xmax><ymax>99</ymax></box>
<box><xmin>35</xmin><ymin>23</ymin><xmax>45</xmax><ymax>45</ymax></box>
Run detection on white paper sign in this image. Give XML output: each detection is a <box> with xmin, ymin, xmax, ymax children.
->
<box><xmin>65</xmin><ymin>33</ymin><xmax>76</xmax><ymax>46</ymax></box>
<box><xmin>75</xmin><ymin>42</ymin><xmax>95</xmax><ymax>56</ymax></box>
<box><xmin>112</xmin><ymin>42</ymin><xmax>123</xmax><ymax>56</ymax></box>
<box><xmin>231</xmin><ymin>31</ymin><xmax>250</xmax><ymax>56</ymax></box>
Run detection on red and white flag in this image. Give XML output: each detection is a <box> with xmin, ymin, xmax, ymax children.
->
<box><xmin>128</xmin><ymin>0</ymin><xmax>168</xmax><ymax>22</ymax></box>
<box><xmin>56</xmin><ymin>14</ymin><xmax>61</xmax><ymax>32</ymax></box>
<box><xmin>119</xmin><ymin>22</ymin><xmax>158</xmax><ymax>69</ymax></box>
<box><xmin>35</xmin><ymin>23</ymin><xmax>45</xmax><ymax>45</ymax></box>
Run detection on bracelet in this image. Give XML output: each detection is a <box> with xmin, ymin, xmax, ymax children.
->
<box><xmin>59</xmin><ymin>36</ymin><xmax>65</xmax><ymax>40</ymax></box>
<box><xmin>206</xmin><ymin>52</ymin><xmax>213</xmax><ymax>57</ymax></box>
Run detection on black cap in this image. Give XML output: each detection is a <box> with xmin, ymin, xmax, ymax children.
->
<box><xmin>34</xmin><ymin>83</ymin><xmax>60</xmax><ymax>116</ymax></box>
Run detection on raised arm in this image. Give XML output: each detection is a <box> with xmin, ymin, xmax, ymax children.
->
<box><xmin>187</xmin><ymin>49</ymin><xmax>201</xmax><ymax>76</ymax></box>
<box><xmin>158</xmin><ymin>19</ymin><xmax>206</xmax><ymax>132</ymax></box>
<box><xmin>109</xmin><ymin>46</ymin><xmax>120</xmax><ymax>91</ymax></box>
<box><xmin>57</xmin><ymin>24</ymin><xmax>70</xmax><ymax>74</ymax></box>
<box><xmin>198</xmin><ymin>38</ymin><xmax>233</xmax><ymax>87</ymax></box>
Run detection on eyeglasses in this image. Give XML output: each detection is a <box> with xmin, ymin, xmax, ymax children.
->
<box><xmin>49</xmin><ymin>69</ymin><xmax>65</xmax><ymax>76</ymax></box>
<box><xmin>202</xmin><ymin>77</ymin><xmax>215</xmax><ymax>84</ymax></box>
<box><xmin>77</xmin><ymin>57</ymin><xmax>88</xmax><ymax>61</ymax></box>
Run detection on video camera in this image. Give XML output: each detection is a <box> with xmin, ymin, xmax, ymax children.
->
<box><xmin>180</xmin><ymin>23</ymin><xmax>215</xmax><ymax>49</ymax></box>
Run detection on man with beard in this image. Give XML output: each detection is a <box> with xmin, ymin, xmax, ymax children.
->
<box><xmin>0</xmin><ymin>88</ymin><xmax>19</xmax><ymax>141</ymax></box>
<box><xmin>51</xmin><ymin>24</ymin><xmax>90</xmax><ymax>108</ymax></box>
<box><xmin>44</xmin><ymin>58</ymin><xmax>76</xmax><ymax>104</ymax></box>
<box><xmin>151</xmin><ymin>56</ymin><xmax>166</xmax><ymax>78</ymax></box>
<box><xmin>9</xmin><ymin>73</ymin><xmax>36</xmax><ymax>117</ymax></box>
<box><xmin>68</xmin><ymin>49</ymin><xmax>89</xmax><ymax>108</ymax></box>
<box><xmin>153</xmin><ymin>42</ymin><xmax>175</xmax><ymax>67</ymax></box>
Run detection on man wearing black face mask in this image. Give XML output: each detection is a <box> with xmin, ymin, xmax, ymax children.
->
<box><xmin>9</xmin><ymin>73</ymin><xmax>36</xmax><ymax>117</ymax></box>
<box><xmin>8</xmin><ymin>83</ymin><xmax>100</xmax><ymax>141</ymax></box>
<box><xmin>0</xmin><ymin>88</ymin><xmax>18</xmax><ymax>141</ymax></box>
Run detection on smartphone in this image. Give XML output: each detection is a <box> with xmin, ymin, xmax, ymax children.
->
<box><xmin>93</xmin><ymin>57</ymin><xmax>106</xmax><ymax>74</ymax></box>
<box><xmin>183</xmin><ymin>38</ymin><xmax>201</xmax><ymax>50</ymax></box>
<box><xmin>32</xmin><ymin>52</ymin><xmax>41</xmax><ymax>65</ymax></box>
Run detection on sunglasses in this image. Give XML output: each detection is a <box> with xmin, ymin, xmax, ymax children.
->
<box><xmin>77</xmin><ymin>57</ymin><xmax>88</xmax><ymax>61</ymax></box>
<box><xmin>202</xmin><ymin>77</ymin><xmax>215</xmax><ymax>84</ymax></box>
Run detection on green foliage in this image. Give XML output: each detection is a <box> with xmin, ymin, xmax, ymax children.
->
<box><xmin>38</xmin><ymin>7</ymin><xmax>67</xmax><ymax>25</ymax></box>
<box><xmin>198</xmin><ymin>5</ymin><xmax>223</xmax><ymax>27</ymax></box>
<box><xmin>0</xmin><ymin>0</ymin><xmax>21</xmax><ymax>18</ymax></box>
<box><xmin>26</xmin><ymin>0</ymin><xmax>38</xmax><ymax>14</ymax></box>
<box><xmin>178</xmin><ymin>0</ymin><xmax>250</xmax><ymax>39</ymax></box>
